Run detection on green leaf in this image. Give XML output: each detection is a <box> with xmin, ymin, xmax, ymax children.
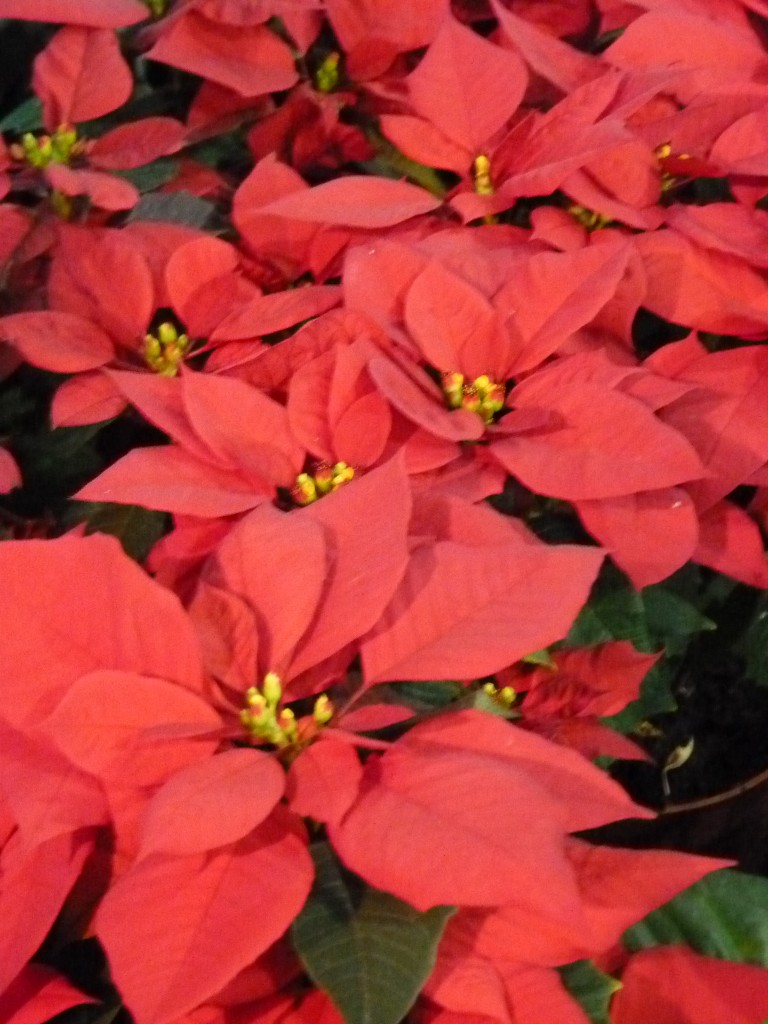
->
<box><xmin>126</xmin><ymin>191</ymin><xmax>218</xmax><ymax>229</ymax></box>
<box><xmin>112</xmin><ymin>158</ymin><xmax>179</xmax><ymax>193</ymax></box>
<box><xmin>624</xmin><ymin>868</ymin><xmax>768</xmax><ymax>966</ymax></box>
<box><xmin>0</xmin><ymin>95</ymin><xmax>43</xmax><ymax>133</ymax></box>
<box><xmin>292</xmin><ymin>842</ymin><xmax>454</xmax><ymax>1024</ymax></box>
<box><xmin>558</xmin><ymin>960</ymin><xmax>621</xmax><ymax>1024</ymax></box>
<box><xmin>387</xmin><ymin>680</ymin><xmax>464</xmax><ymax>711</ymax></box>
<box><xmin>603</xmin><ymin>659</ymin><xmax>677</xmax><ymax>733</ymax></box>
<box><xmin>740</xmin><ymin>595</ymin><xmax>768</xmax><ymax>688</ymax></box>
<box><xmin>566</xmin><ymin>566</ymin><xmax>653</xmax><ymax>652</ymax></box>
<box><xmin>64</xmin><ymin>501</ymin><xmax>167</xmax><ymax>561</ymax></box>
<box><xmin>642</xmin><ymin>586</ymin><xmax>716</xmax><ymax>657</ymax></box>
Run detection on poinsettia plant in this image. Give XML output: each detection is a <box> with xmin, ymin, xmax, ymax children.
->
<box><xmin>3</xmin><ymin>1</ymin><xmax>768</xmax><ymax>1023</ymax></box>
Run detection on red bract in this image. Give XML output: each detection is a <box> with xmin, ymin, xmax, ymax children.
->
<box><xmin>611</xmin><ymin>945</ymin><xmax>768</xmax><ymax>1023</ymax></box>
<box><xmin>76</xmin><ymin>370</ymin><xmax>305</xmax><ymax>515</ymax></box>
<box><xmin>0</xmin><ymin>0</ymin><xmax>147</xmax><ymax>26</ymax></box>
<box><xmin>329</xmin><ymin>710</ymin><xmax>653</xmax><ymax>911</ymax></box>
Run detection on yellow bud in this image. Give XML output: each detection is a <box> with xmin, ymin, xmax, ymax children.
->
<box><xmin>278</xmin><ymin>707</ymin><xmax>298</xmax><ymax>743</ymax></box>
<box><xmin>313</xmin><ymin>694</ymin><xmax>334</xmax><ymax>725</ymax></box>
<box><xmin>157</xmin><ymin>321</ymin><xmax>178</xmax><ymax>345</ymax></box>
<box><xmin>315</xmin><ymin>51</ymin><xmax>341</xmax><ymax>93</ymax></box>
<box><xmin>473</xmin><ymin>154</ymin><xmax>494</xmax><ymax>196</ymax></box>
<box><xmin>499</xmin><ymin>686</ymin><xmax>516</xmax><ymax>705</ymax></box>
<box><xmin>262</xmin><ymin>671</ymin><xmax>282</xmax><ymax>708</ymax></box>
<box><xmin>292</xmin><ymin>473</ymin><xmax>318</xmax><ymax>505</ymax></box>
<box><xmin>442</xmin><ymin>371</ymin><xmax>465</xmax><ymax>409</ymax></box>
<box><xmin>482</xmin><ymin>682</ymin><xmax>498</xmax><ymax>696</ymax></box>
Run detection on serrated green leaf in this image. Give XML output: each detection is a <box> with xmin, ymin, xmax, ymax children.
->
<box><xmin>65</xmin><ymin>501</ymin><xmax>167</xmax><ymax>561</ymax></box>
<box><xmin>292</xmin><ymin>842</ymin><xmax>454</xmax><ymax>1024</ymax></box>
<box><xmin>558</xmin><ymin>960</ymin><xmax>621</xmax><ymax>1024</ymax></box>
<box><xmin>0</xmin><ymin>95</ymin><xmax>43</xmax><ymax>133</ymax></box>
<box><xmin>624</xmin><ymin>868</ymin><xmax>768</xmax><ymax>966</ymax></box>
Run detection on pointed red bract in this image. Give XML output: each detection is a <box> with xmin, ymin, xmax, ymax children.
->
<box><xmin>0</xmin><ymin>535</ymin><xmax>204</xmax><ymax>727</ymax></box>
<box><xmin>0</xmin><ymin>0</ymin><xmax>146</xmax><ymax>26</ymax></box>
<box><xmin>0</xmin><ymin>965</ymin><xmax>96</xmax><ymax>1024</ymax></box>
<box><xmin>96</xmin><ymin>812</ymin><xmax>314</xmax><ymax>1024</ymax></box>
<box><xmin>33</xmin><ymin>27</ymin><xmax>132</xmax><ymax>128</ymax></box>
<box><xmin>612</xmin><ymin>946</ymin><xmax>768</xmax><ymax>1024</ymax></box>
<box><xmin>330</xmin><ymin>710</ymin><xmax>650</xmax><ymax>911</ymax></box>
<box><xmin>406</xmin><ymin>15</ymin><xmax>528</xmax><ymax>153</ymax></box>
<box><xmin>146</xmin><ymin>14</ymin><xmax>298</xmax><ymax>97</ymax></box>
<box><xmin>258</xmin><ymin>176</ymin><xmax>441</xmax><ymax>228</ymax></box>
<box><xmin>138</xmin><ymin>748</ymin><xmax>285</xmax><ymax>859</ymax></box>
<box><xmin>0</xmin><ymin>311</ymin><xmax>114</xmax><ymax>372</ymax></box>
<box><xmin>362</xmin><ymin>538</ymin><xmax>603</xmax><ymax>684</ymax></box>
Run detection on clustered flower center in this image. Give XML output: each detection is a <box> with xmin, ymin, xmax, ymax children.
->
<box><xmin>144</xmin><ymin>322</ymin><xmax>190</xmax><ymax>376</ymax></box>
<box><xmin>240</xmin><ymin>671</ymin><xmax>333</xmax><ymax>747</ymax></box>
<box><xmin>292</xmin><ymin>461</ymin><xmax>355</xmax><ymax>505</ymax></box>
<box><xmin>441</xmin><ymin>370</ymin><xmax>505</xmax><ymax>424</ymax></box>
<box><xmin>11</xmin><ymin>125</ymin><xmax>83</xmax><ymax>169</ymax></box>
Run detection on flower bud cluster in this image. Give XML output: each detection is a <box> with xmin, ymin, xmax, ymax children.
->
<box><xmin>240</xmin><ymin>672</ymin><xmax>334</xmax><ymax>747</ymax></box>
<box><xmin>441</xmin><ymin>371</ymin><xmax>505</xmax><ymax>424</ymax></box>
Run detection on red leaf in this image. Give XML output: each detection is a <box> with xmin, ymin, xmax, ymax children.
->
<box><xmin>612</xmin><ymin>946</ymin><xmax>768</xmax><ymax>1024</ymax></box>
<box><xmin>146</xmin><ymin>13</ymin><xmax>298</xmax><ymax>97</ymax></box>
<box><xmin>40</xmin><ymin>669</ymin><xmax>221</xmax><ymax>786</ymax></box>
<box><xmin>48</xmin><ymin>226</ymin><xmax>154</xmax><ymax>344</ymax></box>
<box><xmin>457</xmin><ymin>843</ymin><xmax>727</xmax><ymax>968</ymax></box>
<box><xmin>287</xmin><ymin>456</ymin><xmax>412</xmax><ymax>681</ymax></box>
<box><xmin>89</xmin><ymin>117</ymin><xmax>186</xmax><ymax>170</ymax></box>
<box><xmin>661</xmin><ymin>345</ymin><xmax>768</xmax><ymax>511</ymax></box>
<box><xmin>493</xmin><ymin>240</ymin><xmax>631</xmax><ymax>372</ymax></box>
<box><xmin>379</xmin><ymin>114</ymin><xmax>470</xmax><ymax>175</ymax></box>
<box><xmin>212</xmin><ymin>286</ymin><xmax>342</xmax><ymax>341</ymax></box>
<box><xmin>207</xmin><ymin>502</ymin><xmax>327</xmax><ymax>676</ymax></box>
<box><xmin>287</xmin><ymin>738</ymin><xmax>362</xmax><ymax>826</ymax></box>
<box><xmin>0</xmin><ymin>310</ymin><xmax>113</xmax><ymax>372</ymax></box>
<box><xmin>491</xmin><ymin>0</ymin><xmax>603</xmax><ymax>94</ymax></box>
<box><xmin>330</xmin><ymin>710</ymin><xmax>649</xmax><ymax>910</ymax></box>
<box><xmin>96</xmin><ymin>812</ymin><xmax>314</xmax><ymax>1024</ymax></box>
<box><xmin>258</xmin><ymin>176</ymin><xmax>441</xmax><ymax>228</ymax></box>
<box><xmin>361</xmin><ymin>539</ymin><xmax>602</xmax><ymax>684</ymax></box>
<box><xmin>492</xmin><ymin>377</ymin><xmax>705</xmax><ymax>500</ymax></box>
<box><xmin>33</xmin><ymin>27</ymin><xmax>132</xmax><ymax>127</ymax></box>
<box><xmin>694</xmin><ymin>500</ymin><xmax>768</xmax><ymax>587</ymax></box>
<box><xmin>0</xmin><ymin>0</ymin><xmax>146</xmax><ymax>26</ymax></box>
<box><xmin>0</xmin><ymin>720</ymin><xmax>108</xmax><ymax>852</ymax></box>
<box><xmin>325</xmin><ymin>0</ymin><xmax>448</xmax><ymax>57</ymax></box>
<box><xmin>0</xmin><ymin>447</ymin><xmax>20</xmax><ymax>493</ymax></box>
<box><xmin>0</xmin><ymin>965</ymin><xmax>96</xmax><ymax>1024</ymax></box>
<box><xmin>45</xmin><ymin>163</ymin><xmax>140</xmax><ymax>210</ymax></box>
<box><xmin>407</xmin><ymin>15</ymin><xmax>527</xmax><ymax>152</ymax></box>
<box><xmin>188</xmin><ymin>582</ymin><xmax>260</xmax><ymax>692</ymax></box>
<box><xmin>575</xmin><ymin>488</ymin><xmax>699</xmax><ymax>589</ymax></box>
<box><xmin>0</xmin><ymin>832</ymin><xmax>92</xmax><ymax>993</ymax></box>
<box><xmin>51</xmin><ymin>371</ymin><xmax>126</xmax><ymax>427</ymax></box>
<box><xmin>0</xmin><ymin>534</ymin><xmax>204</xmax><ymax>727</ymax></box>
<box><xmin>368</xmin><ymin>355</ymin><xmax>485</xmax><ymax>442</ymax></box>
<box><xmin>181</xmin><ymin>372</ymin><xmax>304</xmax><ymax>487</ymax></box>
<box><xmin>139</xmin><ymin>748</ymin><xmax>285</xmax><ymax>858</ymax></box>
<box><xmin>605</xmin><ymin>11</ymin><xmax>766</xmax><ymax>79</ymax></box>
<box><xmin>76</xmin><ymin>445</ymin><xmax>274</xmax><ymax>517</ymax></box>
<box><xmin>405</xmin><ymin>261</ymin><xmax>510</xmax><ymax>380</ymax></box>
